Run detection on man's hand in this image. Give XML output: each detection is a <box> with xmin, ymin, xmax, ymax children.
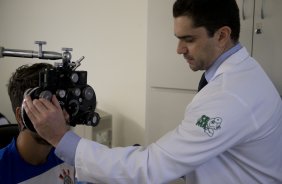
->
<box><xmin>23</xmin><ymin>95</ymin><xmax>68</xmax><ymax>147</ymax></box>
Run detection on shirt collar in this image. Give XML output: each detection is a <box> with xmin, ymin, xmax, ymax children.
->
<box><xmin>205</xmin><ymin>43</ymin><xmax>242</xmax><ymax>82</ymax></box>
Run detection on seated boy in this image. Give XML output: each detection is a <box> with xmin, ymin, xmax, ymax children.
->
<box><xmin>0</xmin><ymin>63</ymin><xmax>76</xmax><ymax>184</ymax></box>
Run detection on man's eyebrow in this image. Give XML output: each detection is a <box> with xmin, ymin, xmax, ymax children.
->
<box><xmin>174</xmin><ymin>34</ymin><xmax>193</xmax><ymax>40</ymax></box>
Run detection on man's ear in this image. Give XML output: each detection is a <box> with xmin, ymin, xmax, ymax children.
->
<box><xmin>216</xmin><ymin>26</ymin><xmax>232</xmax><ymax>47</ymax></box>
<box><xmin>15</xmin><ymin>107</ymin><xmax>24</xmax><ymax>130</ymax></box>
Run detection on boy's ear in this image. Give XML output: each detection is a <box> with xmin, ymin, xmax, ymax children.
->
<box><xmin>15</xmin><ymin>107</ymin><xmax>24</xmax><ymax>130</ymax></box>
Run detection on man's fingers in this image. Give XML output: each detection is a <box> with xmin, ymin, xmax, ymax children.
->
<box><xmin>23</xmin><ymin>96</ymin><xmax>40</xmax><ymax>123</ymax></box>
<box><xmin>51</xmin><ymin>95</ymin><xmax>62</xmax><ymax>110</ymax></box>
<box><xmin>38</xmin><ymin>95</ymin><xmax>62</xmax><ymax>112</ymax></box>
<box><xmin>33</xmin><ymin>99</ymin><xmax>48</xmax><ymax>113</ymax></box>
<box><xmin>23</xmin><ymin>95</ymin><xmax>68</xmax><ymax>146</ymax></box>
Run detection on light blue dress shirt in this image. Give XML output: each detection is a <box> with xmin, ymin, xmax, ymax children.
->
<box><xmin>205</xmin><ymin>43</ymin><xmax>242</xmax><ymax>82</ymax></box>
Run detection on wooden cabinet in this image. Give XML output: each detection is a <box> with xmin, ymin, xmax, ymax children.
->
<box><xmin>237</xmin><ymin>0</ymin><xmax>282</xmax><ymax>94</ymax></box>
<box><xmin>146</xmin><ymin>0</ymin><xmax>198</xmax><ymax>145</ymax></box>
<box><xmin>146</xmin><ymin>0</ymin><xmax>202</xmax><ymax>91</ymax></box>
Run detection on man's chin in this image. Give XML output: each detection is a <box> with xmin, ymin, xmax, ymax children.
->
<box><xmin>189</xmin><ymin>65</ymin><xmax>199</xmax><ymax>72</ymax></box>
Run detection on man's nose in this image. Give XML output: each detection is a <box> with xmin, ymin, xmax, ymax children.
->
<box><xmin>177</xmin><ymin>40</ymin><xmax>187</xmax><ymax>54</ymax></box>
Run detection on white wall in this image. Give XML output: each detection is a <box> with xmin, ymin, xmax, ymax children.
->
<box><xmin>0</xmin><ymin>0</ymin><xmax>147</xmax><ymax>146</ymax></box>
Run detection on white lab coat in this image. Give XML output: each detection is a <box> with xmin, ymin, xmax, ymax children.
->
<box><xmin>74</xmin><ymin>47</ymin><xmax>282</xmax><ymax>184</ymax></box>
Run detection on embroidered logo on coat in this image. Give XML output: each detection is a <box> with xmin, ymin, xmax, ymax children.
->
<box><xmin>196</xmin><ymin>115</ymin><xmax>222</xmax><ymax>137</ymax></box>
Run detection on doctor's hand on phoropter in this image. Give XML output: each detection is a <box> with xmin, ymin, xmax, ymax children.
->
<box><xmin>23</xmin><ymin>95</ymin><xmax>69</xmax><ymax>147</ymax></box>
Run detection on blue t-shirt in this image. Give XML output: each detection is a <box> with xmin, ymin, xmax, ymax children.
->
<box><xmin>0</xmin><ymin>139</ymin><xmax>75</xmax><ymax>184</ymax></box>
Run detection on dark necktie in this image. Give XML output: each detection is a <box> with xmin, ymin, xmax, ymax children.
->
<box><xmin>198</xmin><ymin>72</ymin><xmax>208</xmax><ymax>92</ymax></box>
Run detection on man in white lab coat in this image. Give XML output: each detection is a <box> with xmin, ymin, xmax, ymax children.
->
<box><xmin>23</xmin><ymin>0</ymin><xmax>282</xmax><ymax>183</ymax></box>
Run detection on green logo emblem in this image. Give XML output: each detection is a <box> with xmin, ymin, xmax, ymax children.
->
<box><xmin>196</xmin><ymin>115</ymin><xmax>222</xmax><ymax>137</ymax></box>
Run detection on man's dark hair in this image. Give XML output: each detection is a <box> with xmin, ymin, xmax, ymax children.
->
<box><xmin>173</xmin><ymin>0</ymin><xmax>240</xmax><ymax>42</ymax></box>
<box><xmin>7</xmin><ymin>63</ymin><xmax>53</xmax><ymax>114</ymax></box>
